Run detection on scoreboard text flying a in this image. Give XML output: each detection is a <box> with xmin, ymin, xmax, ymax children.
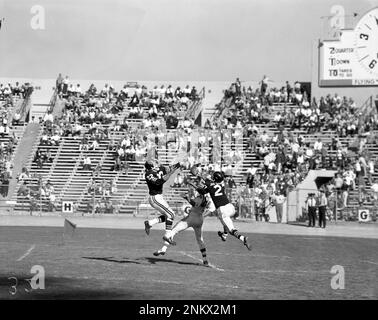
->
<box><xmin>319</xmin><ymin>7</ymin><xmax>378</xmax><ymax>87</ymax></box>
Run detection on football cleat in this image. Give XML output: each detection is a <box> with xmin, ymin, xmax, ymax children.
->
<box><xmin>217</xmin><ymin>231</ymin><xmax>227</xmax><ymax>242</ymax></box>
<box><xmin>144</xmin><ymin>221</ymin><xmax>151</xmax><ymax>235</ymax></box>
<box><xmin>153</xmin><ymin>250</ymin><xmax>166</xmax><ymax>256</ymax></box>
<box><xmin>243</xmin><ymin>236</ymin><xmax>252</xmax><ymax>251</ymax></box>
<box><xmin>163</xmin><ymin>235</ymin><xmax>176</xmax><ymax>246</ymax></box>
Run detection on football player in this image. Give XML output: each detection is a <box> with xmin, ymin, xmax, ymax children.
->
<box><xmin>189</xmin><ymin>165</ymin><xmax>216</xmax><ymax>215</ymax></box>
<box><xmin>144</xmin><ymin>159</ymin><xmax>181</xmax><ymax>244</ymax></box>
<box><xmin>153</xmin><ymin>193</ymin><xmax>209</xmax><ymax>266</ymax></box>
<box><xmin>188</xmin><ymin>170</ymin><xmax>251</xmax><ymax>251</ymax></box>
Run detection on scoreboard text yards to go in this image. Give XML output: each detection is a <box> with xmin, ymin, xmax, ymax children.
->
<box><xmin>319</xmin><ymin>7</ymin><xmax>378</xmax><ymax>87</ymax></box>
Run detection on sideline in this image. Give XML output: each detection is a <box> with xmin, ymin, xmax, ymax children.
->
<box><xmin>1</xmin><ymin>215</ymin><xmax>378</xmax><ymax>240</ymax></box>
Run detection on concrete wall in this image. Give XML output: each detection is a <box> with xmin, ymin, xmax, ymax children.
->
<box><xmin>286</xmin><ymin>170</ymin><xmax>337</xmax><ymax>222</ymax></box>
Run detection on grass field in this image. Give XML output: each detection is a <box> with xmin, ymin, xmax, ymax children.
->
<box><xmin>0</xmin><ymin>225</ymin><xmax>377</xmax><ymax>300</ymax></box>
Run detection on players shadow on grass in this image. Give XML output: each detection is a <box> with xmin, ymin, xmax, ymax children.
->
<box><xmin>82</xmin><ymin>256</ymin><xmax>203</xmax><ymax>267</ymax></box>
<box><xmin>142</xmin><ymin>256</ymin><xmax>203</xmax><ymax>267</ymax></box>
<box><xmin>82</xmin><ymin>256</ymin><xmax>144</xmax><ymax>265</ymax></box>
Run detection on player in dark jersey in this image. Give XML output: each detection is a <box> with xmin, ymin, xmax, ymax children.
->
<box><xmin>188</xmin><ymin>169</ymin><xmax>251</xmax><ymax>250</ymax></box>
<box><xmin>144</xmin><ymin>159</ymin><xmax>181</xmax><ymax>245</ymax></box>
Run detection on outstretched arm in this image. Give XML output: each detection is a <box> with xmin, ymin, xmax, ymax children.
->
<box><xmin>182</xmin><ymin>194</ymin><xmax>196</xmax><ymax>207</ymax></box>
<box><xmin>166</xmin><ymin>162</ymin><xmax>182</xmax><ymax>174</ymax></box>
<box><xmin>186</xmin><ymin>180</ymin><xmax>199</xmax><ymax>189</ymax></box>
<box><xmin>162</xmin><ymin>165</ymin><xmax>180</xmax><ymax>182</ymax></box>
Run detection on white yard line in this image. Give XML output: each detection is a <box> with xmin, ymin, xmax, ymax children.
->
<box><xmin>1</xmin><ymin>241</ymin><xmax>292</xmax><ymax>260</ymax></box>
<box><xmin>16</xmin><ymin>244</ymin><xmax>36</xmax><ymax>262</ymax></box>
<box><xmin>361</xmin><ymin>260</ymin><xmax>378</xmax><ymax>266</ymax></box>
<box><xmin>183</xmin><ymin>250</ymin><xmax>292</xmax><ymax>259</ymax></box>
<box><xmin>180</xmin><ymin>251</ymin><xmax>225</xmax><ymax>272</ymax></box>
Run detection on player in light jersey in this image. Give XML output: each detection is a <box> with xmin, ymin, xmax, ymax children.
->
<box><xmin>189</xmin><ymin>165</ymin><xmax>216</xmax><ymax>215</ymax></box>
<box><xmin>153</xmin><ymin>193</ymin><xmax>210</xmax><ymax>266</ymax></box>
<box><xmin>189</xmin><ymin>170</ymin><xmax>251</xmax><ymax>250</ymax></box>
<box><xmin>144</xmin><ymin>159</ymin><xmax>181</xmax><ymax>244</ymax></box>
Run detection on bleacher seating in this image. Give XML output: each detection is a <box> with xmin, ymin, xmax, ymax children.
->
<box><xmin>9</xmin><ymin>78</ymin><xmax>378</xmax><ymax>219</ymax></box>
<box><xmin>12</xmin><ymin>83</ymin><xmax>204</xmax><ymax>214</ymax></box>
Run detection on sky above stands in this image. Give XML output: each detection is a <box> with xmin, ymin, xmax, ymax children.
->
<box><xmin>0</xmin><ymin>0</ymin><xmax>378</xmax><ymax>82</ymax></box>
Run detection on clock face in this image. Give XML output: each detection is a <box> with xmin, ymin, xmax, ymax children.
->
<box><xmin>353</xmin><ymin>7</ymin><xmax>378</xmax><ymax>77</ymax></box>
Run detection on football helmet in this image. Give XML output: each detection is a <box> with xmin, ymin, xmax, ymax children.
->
<box><xmin>190</xmin><ymin>165</ymin><xmax>199</xmax><ymax>176</ymax></box>
<box><xmin>212</xmin><ymin>171</ymin><xmax>224</xmax><ymax>183</ymax></box>
<box><xmin>145</xmin><ymin>159</ymin><xmax>158</xmax><ymax>170</ymax></box>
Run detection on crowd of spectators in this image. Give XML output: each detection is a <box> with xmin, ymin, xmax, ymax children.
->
<box><xmin>0</xmin><ymin>81</ymin><xmax>33</xmax><ymax>100</ymax></box>
<box><xmin>0</xmin><ymin>135</ymin><xmax>14</xmax><ymax>197</ymax></box>
<box><xmin>17</xmin><ymin>170</ymin><xmax>56</xmax><ymax>213</ymax></box>
<box><xmin>0</xmin><ymin>82</ymin><xmax>32</xmax><ymax>198</ymax></box>
<box><xmin>53</xmin><ymin>79</ymin><xmax>201</xmax><ymax>174</ymax></box>
<box><xmin>197</xmin><ymin>78</ymin><xmax>378</xmax><ymax>219</ymax></box>
<box><xmin>13</xmin><ymin>75</ymin><xmax>378</xmax><ymax>220</ymax></box>
<box><xmin>86</xmin><ymin>177</ymin><xmax>118</xmax><ymax>214</ymax></box>
<box><xmin>212</xmin><ymin>78</ymin><xmax>376</xmax><ymax>139</ymax></box>
<box><xmin>22</xmin><ymin>78</ymin><xmax>203</xmax><ymax>212</ymax></box>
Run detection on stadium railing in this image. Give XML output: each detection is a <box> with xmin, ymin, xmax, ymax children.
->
<box><xmin>18</xmin><ymin>86</ymin><xmax>34</xmax><ymax>121</ymax></box>
<box><xmin>358</xmin><ymin>95</ymin><xmax>374</xmax><ymax>116</ymax></box>
<box><xmin>185</xmin><ymin>87</ymin><xmax>205</xmax><ymax>120</ymax></box>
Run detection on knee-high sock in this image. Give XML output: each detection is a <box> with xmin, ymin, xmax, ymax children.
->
<box><xmin>160</xmin><ymin>240</ymin><xmax>170</xmax><ymax>253</ymax></box>
<box><xmin>165</xmin><ymin>219</ymin><xmax>173</xmax><ymax>231</ymax></box>
<box><xmin>230</xmin><ymin>229</ymin><xmax>245</xmax><ymax>243</ymax></box>
<box><xmin>149</xmin><ymin>215</ymin><xmax>166</xmax><ymax>226</ymax></box>
<box><xmin>200</xmin><ymin>248</ymin><xmax>208</xmax><ymax>262</ymax></box>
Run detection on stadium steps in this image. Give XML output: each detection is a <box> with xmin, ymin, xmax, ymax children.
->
<box><xmin>10</xmin><ymin>86</ymin><xmax>205</xmax><ymax>214</ymax></box>
<box><xmin>7</xmin><ymin>123</ymin><xmax>42</xmax><ymax>201</ymax></box>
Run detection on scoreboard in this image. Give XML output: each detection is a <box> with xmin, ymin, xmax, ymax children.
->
<box><xmin>319</xmin><ymin>7</ymin><xmax>378</xmax><ymax>87</ymax></box>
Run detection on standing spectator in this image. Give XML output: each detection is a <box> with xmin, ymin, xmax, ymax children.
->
<box><xmin>56</xmin><ymin>73</ymin><xmax>64</xmax><ymax>96</ymax></box>
<box><xmin>62</xmin><ymin>76</ymin><xmax>70</xmax><ymax>96</ymax></box>
<box><xmin>225</xmin><ymin>176</ymin><xmax>237</xmax><ymax>202</ymax></box>
<box><xmin>273</xmin><ymin>192</ymin><xmax>286</xmax><ymax>223</ymax></box>
<box><xmin>306</xmin><ymin>193</ymin><xmax>317</xmax><ymax>227</ymax></box>
<box><xmin>82</xmin><ymin>156</ymin><xmax>92</xmax><ymax>171</ymax></box>
<box><xmin>12</xmin><ymin>111</ymin><xmax>21</xmax><ymax>125</ymax></box>
<box><xmin>334</xmin><ymin>173</ymin><xmax>344</xmax><ymax>206</ymax></box>
<box><xmin>317</xmin><ymin>189</ymin><xmax>328</xmax><ymax>228</ymax></box>
<box><xmin>260</xmin><ymin>75</ymin><xmax>269</xmax><ymax>97</ymax></box>
<box><xmin>246</xmin><ymin>165</ymin><xmax>258</xmax><ymax>188</ymax></box>
<box><xmin>367</xmin><ymin>158</ymin><xmax>375</xmax><ymax>185</ymax></box>
<box><xmin>370</xmin><ymin>180</ymin><xmax>378</xmax><ymax>207</ymax></box>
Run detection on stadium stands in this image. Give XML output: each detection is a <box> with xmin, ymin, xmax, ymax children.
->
<box><xmin>11</xmin><ymin>80</ymin><xmax>205</xmax><ymax>215</ymax></box>
<box><xmin>0</xmin><ymin>83</ymin><xmax>32</xmax><ymax>202</ymax></box>
<box><xmin>8</xmin><ymin>77</ymin><xmax>378</xmax><ymax>222</ymax></box>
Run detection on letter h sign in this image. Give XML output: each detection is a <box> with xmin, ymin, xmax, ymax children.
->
<box><xmin>62</xmin><ymin>201</ymin><xmax>74</xmax><ymax>213</ymax></box>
